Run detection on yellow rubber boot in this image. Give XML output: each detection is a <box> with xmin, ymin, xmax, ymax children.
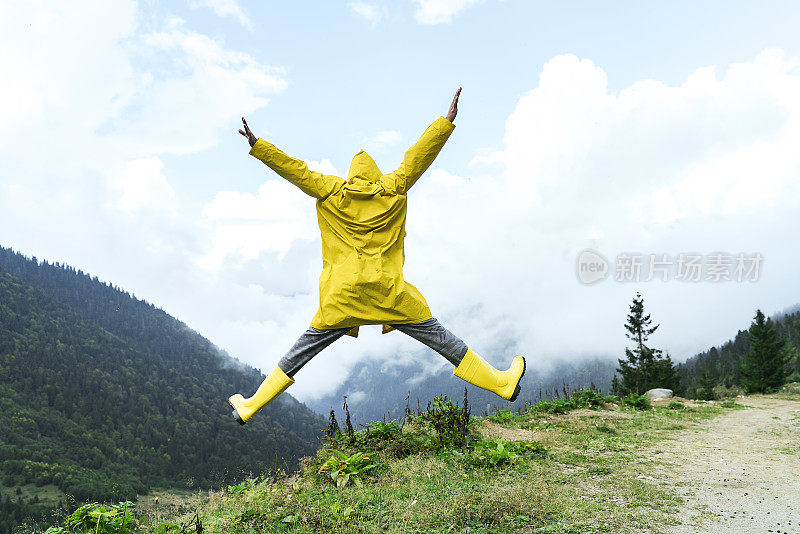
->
<box><xmin>453</xmin><ymin>349</ymin><xmax>526</xmax><ymax>401</ymax></box>
<box><xmin>228</xmin><ymin>366</ymin><xmax>295</xmax><ymax>425</ymax></box>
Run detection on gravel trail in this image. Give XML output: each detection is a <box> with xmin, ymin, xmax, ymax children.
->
<box><xmin>651</xmin><ymin>396</ymin><xmax>800</xmax><ymax>534</ymax></box>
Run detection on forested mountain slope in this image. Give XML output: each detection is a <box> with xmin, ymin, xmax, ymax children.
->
<box><xmin>0</xmin><ymin>246</ymin><xmax>326</xmax><ymax>532</ymax></box>
<box><xmin>678</xmin><ymin>307</ymin><xmax>800</xmax><ymax>395</ymax></box>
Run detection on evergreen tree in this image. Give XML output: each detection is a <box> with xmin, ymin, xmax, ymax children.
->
<box><xmin>615</xmin><ymin>292</ymin><xmax>678</xmax><ymax>395</ymax></box>
<box><xmin>611</xmin><ymin>375</ymin><xmax>621</xmax><ymax>396</ymax></box>
<box><xmin>653</xmin><ymin>352</ymin><xmax>681</xmax><ymax>393</ymax></box>
<box><xmin>741</xmin><ymin>309</ymin><xmax>788</xmax><ymax>393</ymax></box>
<box><xmin>698</xmin><ymin>370</ymin><xmax>716</xmax><ymax>400</ymax></box>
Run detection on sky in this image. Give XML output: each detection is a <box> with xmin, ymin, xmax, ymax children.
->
<box><xmin>2</xmin><ymin>0</ymin><xmax>800</xmax><ymax>400</ymax></box>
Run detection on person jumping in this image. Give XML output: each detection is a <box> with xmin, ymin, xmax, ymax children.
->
<box><xmin>228</xmin><ymin>88</ymin><xmax>526</xmax><ymax>425</ymax></box>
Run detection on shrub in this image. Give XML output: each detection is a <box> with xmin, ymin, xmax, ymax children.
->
<box><xmin>666</xmin><ymin>401</ymin><xmax>684</xmax><ymax>410</ymax></box>
<box><xmin>576</xmin><ymin>389</ymin><xmax>605</xmax><ymax>408</ymax></box>
<box><xmin>620</xmin><ymin>393</ymin><xmax>651</xmax><ymax>410</ymax></box>
<box><xmin>416</xmin><ymin>394</ymin><xmax>472</xmax><ymax>449</ymax></box>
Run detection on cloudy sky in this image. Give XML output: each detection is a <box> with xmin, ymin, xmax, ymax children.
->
<box><xmin>3</xmin><ymin>0</ymin><xmax>800</xmax><ymax>400</ymax></box>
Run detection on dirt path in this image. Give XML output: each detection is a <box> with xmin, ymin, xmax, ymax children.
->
<box><xmin>648</xmin><ymin>396</ymin><xmax>800</xmax><ymax>534</ymax></box>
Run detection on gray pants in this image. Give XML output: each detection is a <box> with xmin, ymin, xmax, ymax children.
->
<box><xmin>278</xmin><ymin>317</ymin><xmax>468</xmax><ymax>377</ymax></box>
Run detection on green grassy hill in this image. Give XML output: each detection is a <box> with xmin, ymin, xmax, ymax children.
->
<box><xmin>43</xmin><ymin>390</ymin><xmax>752</xmax><ymax>534</ymax></box>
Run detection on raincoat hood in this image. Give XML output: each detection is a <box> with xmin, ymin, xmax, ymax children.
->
<box><xmin>346</xmin><ymin>150</ymin><xmax>383</xmax><ymax>184</ymax></box>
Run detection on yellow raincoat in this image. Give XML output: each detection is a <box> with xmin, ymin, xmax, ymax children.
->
<box><xmin>249</xmin><ymin>116</ymin><xmax>455</xmax><ymax>337</ymax></box>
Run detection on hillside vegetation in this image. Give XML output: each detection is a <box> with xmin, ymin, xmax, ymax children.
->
<box><xmin>41</xmin><ymin>389</ymin><xmax>749</xmax><ymax>534</ymax></box>
<box><xmin>678</xmin><ymin>308</ymin><xmax>800</xmax><ymax>397</ymax></box>
<box><xmin>0</xmin><ymin>247</ymin><xmax>325</xmax><ymax>534</ymax></box>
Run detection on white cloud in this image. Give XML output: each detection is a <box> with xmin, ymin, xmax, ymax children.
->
<box><xmin>361</xmin><ymin>130</ymin><xmax>402</xmax><ymax>153</ymax></box>
<box><xmin>200</xmin><ymin>181</ymin><xmax>317</xmax><ymax>269</ymax></box>
<box><xmin>403</xmin><ymin>50</ymin><xmax>800</xmax><ymax>369</ymax></box>
<box><xmin>113</xmin><ymin>19</ymin><xmax>287</xmax><ymax>157</ymax></box>
<box><xmin>199</xmin><ymin>158</ymin><xmax>339</xmax><ymax>269</ymax></box>
<box><xmin>0</xmin><ymin>1</ymin><xmax>294</xmax><ymax>383</ymax></box>
<box><xmin>188</xmin><ymin>0</ymin><xmax>252</xmax><ymax>29</ymax></box>
<box><xmin>0</xmin><ymin>1</ymin><xmax>138</xmax><ymax>148</ymax></box>
<box><xmin>348</xmin><ymin>2</ymin><xmax>388</xmax><ymax>27</ymax></box>
<box><xmin>429</xmin><ymin>168</ymin><xmax>465</xmax><ymax>187</ymax></box>
<box><xmin>411</xmin><ymin>0</ymin><xmax>485</xmax><ymax>24</ymax></box>
<box><xmin>114</xmin><ymin>157</ymin><xmax>177</xmax><ymax>215</ymax></box>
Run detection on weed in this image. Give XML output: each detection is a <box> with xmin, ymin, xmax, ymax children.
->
<box><xmin>666</xmin><ymin>401</ymin><xmax>685</xmax><ymax>410</ymax></box>
<box><xmin>325</xmin><ymin>409</ymin><xmax>342</xmax><ymax>443</ymax></box>
<box><xmin>317</xmin><ymin>449</ymin><xmax>379</xmax><ymax>488</ymax></box>
<box><xmin>416</xmin><ymin>393</ymin><xmax>472</xmax><ymax>449</ymax></box>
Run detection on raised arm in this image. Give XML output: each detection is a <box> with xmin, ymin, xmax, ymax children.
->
<box><xmin>387</xmin><ymin>88</ymin><xmax>460</xmax><ymax>194</ymax></box>
<box><xmin>239</xmin><ymin>117</ymin><xmax>343</xmax><ymax>200</ymax></box>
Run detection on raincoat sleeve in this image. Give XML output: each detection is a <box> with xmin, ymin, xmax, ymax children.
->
<box><xmin>387</xmin><ymin>116</ymin><xmax>455</xmax><ymax>194</ymax></box>
<box><xmin>249</xmin><ymin>139</ymin><xmax>344</xmax><ymax>200</ymax></box>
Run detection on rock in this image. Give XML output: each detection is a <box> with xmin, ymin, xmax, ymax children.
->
<box><xmin>645</xmin><ymin>388</ymin><xmax>673</xmax><ymax>401</ymax></box>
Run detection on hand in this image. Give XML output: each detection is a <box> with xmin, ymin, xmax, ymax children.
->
<box><xmin>446</xmin><ymin>87</ymin><xmax>461</xmax><ymax>123</ymax></box>
<box><xmin>238</xmin><ymin>117</ymin><xmax>257</xmax><ymax>147</ymax></box>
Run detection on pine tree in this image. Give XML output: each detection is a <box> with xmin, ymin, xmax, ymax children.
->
<box><xmin>611</xmin><ymin>375</ymin><xmax>621</xmax><ymax>396</ymax></box>
<box><xmin>698</xmin><ymin>370</ymin><xmax>716</xmax><ymax>400</ymax></box>
<box><xmin>741</xmin><ymin>309</ymin><xmax>788</xmax><ymax>393</ymax></box>
<box><xmin>615</xmin><ymin>292</ymin><xmax>678</xmax><ymax>395</ymax></box>
<box><xmin>654</xmin><ymin>352</ymin><xmax>681</xmax><ymax>393</ymax></box>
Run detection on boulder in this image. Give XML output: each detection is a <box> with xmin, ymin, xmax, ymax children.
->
<box><xmin>644</xmin><ymin>388</ymin><xmax>673</xmax><ymax>401</ymax></box>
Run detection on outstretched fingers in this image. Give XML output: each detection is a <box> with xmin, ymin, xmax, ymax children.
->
<box><xmin>238</xmin><ymin>117</ymin><xmax>258</xmax><ymax>146</ymax></box>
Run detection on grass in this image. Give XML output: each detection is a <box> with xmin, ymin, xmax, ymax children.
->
<box><xmin>82</xmin><ymin>393</ymin><xmax>743</xmax><ymax>534</ymax></box>
<box><xmin>32</xmin><ymin>392</ymin><xmax>753</xmax><ymax>534</ymax></box>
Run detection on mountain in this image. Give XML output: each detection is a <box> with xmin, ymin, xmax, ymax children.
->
<box><xmin>677</xmin><ymin>307</ymin><xmax>800</xmax><ymax>396</ymax></box>
<box><xmin>305</xmin><ymin>353</ymin><xmax>618</xmax><ymax>427</ymax></box>
<box><xmin>0</xmin><ymin>246</ymin><xmax>326</xmax><ymax>533</ymax></box>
